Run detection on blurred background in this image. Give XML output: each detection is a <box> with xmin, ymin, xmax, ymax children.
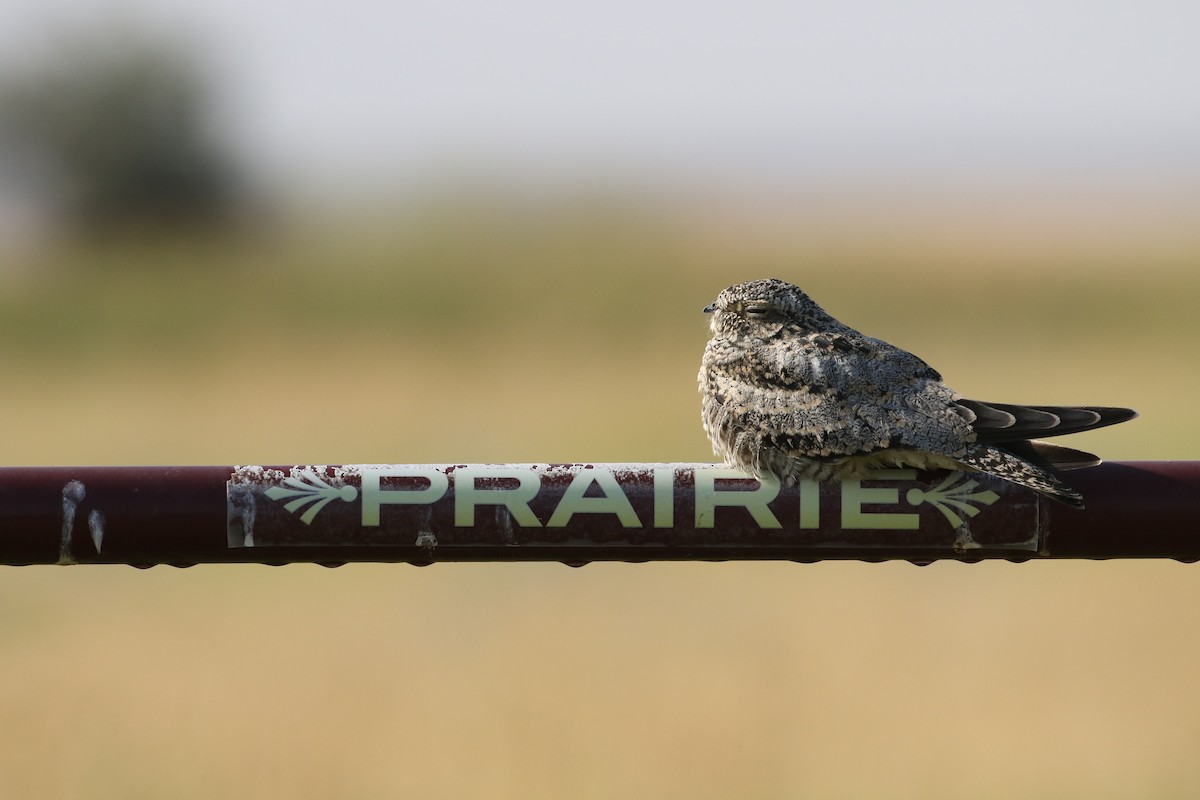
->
<box><xmin>0</xmin><ymin>1</ymin><xmax>1198</xmax><ymax>797</ymax></box>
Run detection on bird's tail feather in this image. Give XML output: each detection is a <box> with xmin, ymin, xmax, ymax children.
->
<box><xmin>960</xmin><ymin>401</ymin><xmax>1137</xmax><ymax>442</ymax></box>
<box><xmin>995</xmin><ymin>440</ymin><xmax>1101</xmax><ymax>471</ymax></box>
<box><xmin>958</xmin><ymin>443</ymin><xmax>1084</xmax><ymax>508</ymax></box>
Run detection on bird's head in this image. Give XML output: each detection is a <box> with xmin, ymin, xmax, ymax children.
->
<box><xmin>703</xmin><ymin>279</ymin><xmax>834</xmax><ymax>341</ymax></box>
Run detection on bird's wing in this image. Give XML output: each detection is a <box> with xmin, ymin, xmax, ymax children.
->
<box><xmin>753</xmin><ymin>332</ymin><xmax>941</xmax><ymax>394</ymax></box>
<box><xmin>731</xmin><ymin>332</ymin><xmax>970</xmax><ymax>459</ymax></box>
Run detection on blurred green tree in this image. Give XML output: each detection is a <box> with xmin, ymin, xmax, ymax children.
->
<box><xmin>0</xmin><ymin>29</ymin><xmax>239</xmax><ymax>233</ymax></box>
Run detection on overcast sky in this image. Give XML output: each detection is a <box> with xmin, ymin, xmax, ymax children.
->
<box><xmin>2</xmin><ymin>0</ymin><xmax>1198</xmax><ymax>193</ymax></box>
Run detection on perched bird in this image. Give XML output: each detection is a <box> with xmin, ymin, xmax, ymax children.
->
<box><xmin>698</xmin><ymin>278</ymin><xmax>1136</xmax><ymax>507</ymax></box>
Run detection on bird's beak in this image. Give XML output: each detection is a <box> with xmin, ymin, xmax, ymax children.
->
<box><xmin>702</xmin><ymin>303</ymin><xmax>717</xmax><ymax>314</ymax></box>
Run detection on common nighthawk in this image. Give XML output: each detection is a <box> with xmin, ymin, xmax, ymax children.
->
<box><xmin>699</xmin><ymin>278</ymin><xmax>1136</xmax><ymax>507</ymax></box>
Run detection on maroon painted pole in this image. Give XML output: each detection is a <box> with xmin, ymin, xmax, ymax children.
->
<box><xmin>0</xmin><ymin>462</ymin><xmax>1196</xmax><ymax>567</ymax></box>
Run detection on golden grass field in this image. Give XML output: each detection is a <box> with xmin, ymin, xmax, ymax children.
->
<box><xmin>0</xmin><ymin>192</ymin><xmax>1197</xmax><ymax>798</ymax></box>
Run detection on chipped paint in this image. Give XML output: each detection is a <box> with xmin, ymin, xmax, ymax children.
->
<box><xmin>58</xmin><ymin>480</ymin><xmax>86</xmax><ymax>565</ymax></box>
<box><xmin>88</xmin><ymin>509</ymin><xmax>106</xmax><ymax>553</ymax></box>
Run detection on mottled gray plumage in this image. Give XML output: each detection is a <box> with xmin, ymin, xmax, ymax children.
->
<box><xmin>698</xmin><ymin>278</ymin><xmax>1136</xmax><ymax>507</ymax></box>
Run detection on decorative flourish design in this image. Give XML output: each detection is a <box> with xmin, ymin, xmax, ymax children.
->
<box><xmin>905</xmin><ymin>472</ymin><xmax>1001</xmax><ymax>529</ymax></box>
<box><xmin>264</xmin><ymin>470</ymin><xmax>358</xmax><ymax>525</ymax></box>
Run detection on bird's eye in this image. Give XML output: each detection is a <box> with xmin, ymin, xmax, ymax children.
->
<box><xmin>743</xmin><ymin>303</ymin><xmax>772</xmax><ymax>318</ymax></box>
